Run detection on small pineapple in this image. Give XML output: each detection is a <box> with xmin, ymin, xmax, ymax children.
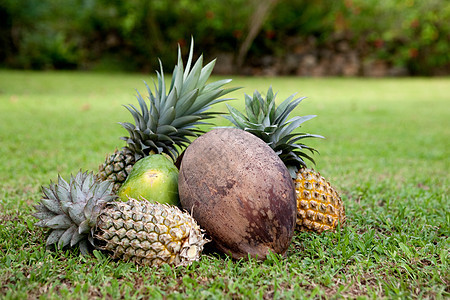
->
<box><xmin>33</xmin><ymin>171</ymin><xmax>208</xmax><ymax>266</ymax></box>
<box><xmin>224</xmin><ymin>87</ymin><xmax>345</xmax><ymax>233</ymax></box>
<box><xmin>294</xmin><ymin>168</ymin><xmax>344</xmax><ymax>232</ymax></box>
<box><xmin>98</xmin><ymin>40</ymin><xmax>237</xmax><ymax>192</ymax></box>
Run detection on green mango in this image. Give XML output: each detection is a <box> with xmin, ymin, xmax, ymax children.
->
<box><xmin>118</xmin><ymin>154</ymin><xmax>179</xmax><ymax>206</ymax></box>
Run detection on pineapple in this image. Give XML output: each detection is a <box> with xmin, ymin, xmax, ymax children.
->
<box><xmin>33</xmin><ymin>171</ymin><xmax>208</xmax><ymax>266</ymax></box>
<box><xmin>224</xmin><ymin>87</ymin><xmax>345</xmax><ymax>233</ymax></box>
<box><xmin>98</xmin><ymin>40</ymin><xmax>237</xmax><ymax>192</ymax></box>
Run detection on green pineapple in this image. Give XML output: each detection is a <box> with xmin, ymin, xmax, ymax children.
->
<box><xmin>224</xmin><ymin>87</ymin><xmax>345</xmax><ymax>233</ymax></box>
<box><xmin>98</xmin><ymin>40</ymin><xmax>238</xmax><ymax>192</ymax></box>
<box><xmin>33</xmin><ymin>171</ymin><xmax>208</xmax><ymax>266</ymax></box>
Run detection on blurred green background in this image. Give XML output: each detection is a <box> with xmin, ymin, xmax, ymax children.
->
<box><xmin>1</xmin><ymin>0</ymin><xmax>449</xmax><ymax>76</ymax></box>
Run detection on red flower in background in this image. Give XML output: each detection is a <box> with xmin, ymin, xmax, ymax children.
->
<box><xmin>265</xmin><ymin>30</ymin><xmax>276</xmax><ymax>40</ymax></box>
<box><xmin>374</xmin><ymin>39</ymin><xmax>384</xmax><ymax>48</ymax></box>
<box><xmin>205</xmin><ymin>11</ymin><xmax>215</xmax><ymax>19</ymax></box>
<box><xmin>410</xmin><ymin>19</ymin><xmax>420</xmax><ymax>28</ymax></box>
<box><xmin>233</xmin><ymin>30</ymin><xmax>242</xmax><ymax>39</ymax></box>
<box><xmin>409</xmin><ymin>48</ymin><xmax>419</xmax><ymax>58</ymax></box>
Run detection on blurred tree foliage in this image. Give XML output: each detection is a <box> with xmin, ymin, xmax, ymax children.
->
<box><xmin>0</xmin><ymin>0</ymin><xmax>448</xmax><ymax>75</ymax></box>
<box><xmin>341</xmin><ymin>0</ymin><xmax>450</xmax><ymax>75</ymax></box>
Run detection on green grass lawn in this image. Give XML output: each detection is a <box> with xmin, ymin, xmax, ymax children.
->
<box><xmin>0</xmin><ymin>70</ymin><xmax>449</xmax><ymax>299</ymax></box>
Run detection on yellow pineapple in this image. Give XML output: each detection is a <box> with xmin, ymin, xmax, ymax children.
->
<box><xmin>295</xmin><ymin>168</ymin><xmax>345</xmax><ymax>232</ymax></box>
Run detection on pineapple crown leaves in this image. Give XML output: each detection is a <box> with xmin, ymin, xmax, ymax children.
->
<box><xmin>120</xmin><ymin>39</ymin><xmax>239</xmax><ymax>161</ymax></box>
<box><xmin>33</xmin><ymin>171</ymin><xmax>116</xmax><ymax>255</ymax></box>
<box><xmin>223</xmin><ymin>86</ymin><xmax>324</xmax><ymax>178</ymax></box>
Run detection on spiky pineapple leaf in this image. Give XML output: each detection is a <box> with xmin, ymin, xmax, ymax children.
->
<box><xmin>59</xmin><ymin>225</ymin><xmax>77</xmax><ymax>248</ymax></box>
<box><xmin>46</xmin><ymin>229</ymin><xmax>66</xmax><ymax>246</ymax></box>
<box><xmin>40</xmin><ymin>198</ymin><xmax>63</xmax><ymax>215</ymax></box>
<box><xmin>33</xmin><ymin>210</ymin><xmax>55</xmax><ymax>221</ymax></box>
<box><xmin>181</xmin><ymin>55</ymin><xmax>203</xmax><ymax>96</ymax></box>
<box><xmin>70</xmin><ymin>229</ymin><xmax>84</xmax><ymax>247</ymax></box>
<box><xmin>197</xmin><ymin>59</ymin><xmax>216</xmax><ymax>89</ymax></box>
<box><xmin>43</xmin><ymin>215</ymin><xmax>72</xmax><ymax>229</ymax></box>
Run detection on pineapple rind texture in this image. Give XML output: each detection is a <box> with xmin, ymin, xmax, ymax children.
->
<box><xmin>295</xmin><ymin>169</ymin><xmax>345</xmax><ymax>233</ymax></box>
<box><xmin>96</xmin><ymin>198</ymin><xmax>208</xmax><ymax>267</ymax></box>
<box><xmin>33</xmin><ymin>171</ymin><xmax>208</xmax><ymax>267</ymax></box>
<box><xmin>98</xmin><ymin>148</ymin><xmax>135</xmax><ymax>193</ymax></box>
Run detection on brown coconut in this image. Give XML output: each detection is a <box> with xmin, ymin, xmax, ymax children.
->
<box><xmin>178</xmin><ymin>128</ymin><xmax>296</xmax><ymax>259</ymax></box>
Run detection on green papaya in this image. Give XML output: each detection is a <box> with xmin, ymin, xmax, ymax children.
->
<box><xmin>118</xmin><ymin>154</ymin><xmax>179</xmax><ymax>206</ymax></box>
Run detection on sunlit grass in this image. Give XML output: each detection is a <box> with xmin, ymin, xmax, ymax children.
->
<box><xmin>0</xmin><ymin>70</ymin><xmax>448</xmax><ymax>298</ymax></box>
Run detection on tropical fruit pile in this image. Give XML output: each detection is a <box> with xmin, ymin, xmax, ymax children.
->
<box><xmin>33</xmin><ymin>40</ymin><xmax>345</xmax><ymax>267</ymax></box>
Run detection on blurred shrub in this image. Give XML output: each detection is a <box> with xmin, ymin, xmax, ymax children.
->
<box><xmin>250</xmin><ymin>0</ymin><xmax>449</xmax><ymax>75</ymax></box>
<box><xmin>0</xmin><ymin>0</ymin><xmax>448</xmax><ymax>75</ymax></box>
<box><xmin>341</xmin><ymin>0</ymin><xmax>450</xmax><ymax>75</ymax></box>
<box><xmin>1</xmin><ymin>0</ymin><xmax>80</xmax><ymax>69</ymax></box>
